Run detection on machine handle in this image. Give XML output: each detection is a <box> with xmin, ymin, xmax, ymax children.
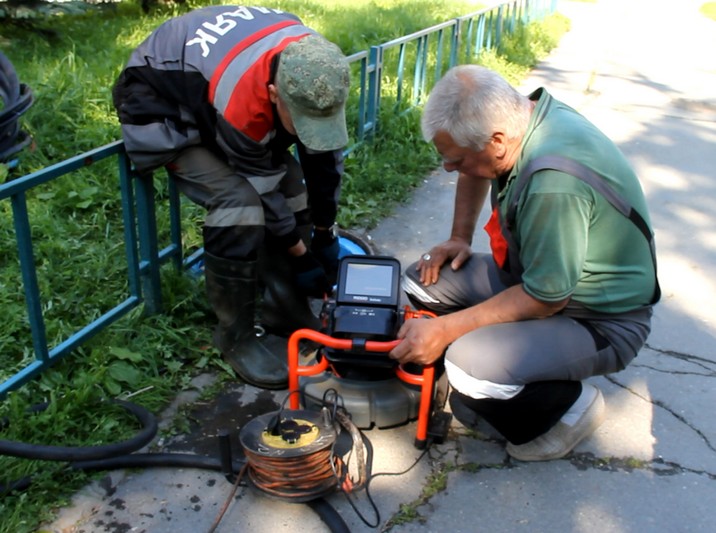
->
<box><xmin>286</xmin><ymin>321</ymin><xmax>437</xmax><ymax>448</ymax></box>
<box><xmin>288</xmin><ymin>329</ymin><xmax>401</xmax><ymax>408</ymax></box>
<box><xmin>289</xmin><ymin>329</ymin><xmax>400</xmax><ymax>354</ymax></box>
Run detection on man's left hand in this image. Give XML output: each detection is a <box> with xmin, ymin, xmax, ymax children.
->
<box><xmin>418</xmin><ymin>238</ymin><xmax>472</xmax><ymax>286</ymax></box>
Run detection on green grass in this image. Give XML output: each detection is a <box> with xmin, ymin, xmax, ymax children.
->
<box><xmin>0</xmin><ymin>1</ymin><xmax>568</xmax><ymax>531</ymax></box>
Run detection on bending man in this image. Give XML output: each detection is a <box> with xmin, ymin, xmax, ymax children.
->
<box><xmin>114</xmin><ymin>6</ymin><xmax>350</xmax><ymax>389</ymax></box>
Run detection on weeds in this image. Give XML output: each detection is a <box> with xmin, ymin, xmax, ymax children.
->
<box><xmin>384</xmin><ymin>464</ymin><xmax>455</xmax><ymax>528</ymax></box>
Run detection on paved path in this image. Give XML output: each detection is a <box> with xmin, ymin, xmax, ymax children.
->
<box><xmin>46</xmin><ymin>1</ymin><xmax>716</xmax><ymax>531</ymax></box>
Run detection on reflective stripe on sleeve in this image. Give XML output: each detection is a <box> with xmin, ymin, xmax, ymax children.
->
<box><xmin>205</xmin><ymin>205</ymin><xmax>265</xmax><ymax>227</ymax></box>
<box><xmin>284</xmin><ymin>191</ymin><xmax>309</xmax><ymax>213</ymax></box>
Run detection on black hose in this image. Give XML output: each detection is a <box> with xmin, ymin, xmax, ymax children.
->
<box><xmin>71</xmin><ymin>452</ymin><xmax>245</xmax><ymax>474</ymax></box>
<box><xmin>0</xmin><ymin>399</ymin><xmax>157</xmax><ymax>462</ymax></box>
<box><xmin>1</xmin><ymin>475</ymin><xmax>32</xmax><ymax>494</ymax></box>
<box><xmin>307</xmin><ymin>498</ymin><xmax>352</xmax><ymax>533</ymax></box>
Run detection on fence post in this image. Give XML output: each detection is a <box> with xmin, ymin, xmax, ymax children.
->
<box><xmin>118</xmin><ymin>150</ymin><xmax>142</xmax><ymax>300</ymax></box>
<box><xmin>495</xmin><ymin>4</ymin><xmax>504</xmax><ymax>49</ymax></box>
<box><xmin>167</xmin><ymin>174</ymin><xmax>184</xmax><ymax>271</ymax></box>
<box><xmin>449</xmin><ymin>20</ymin><xmax>460</xmax><ymax>70</ymax></box>
<box><xmin>413</xmin><ymin>36</ymin><xmax>428</xmax><ymax>106</ymax></box>
<box><xmin>365</xmin><ymin>45</ymin><xmax>383</xmax><ymax>139</ymax></box>
<box><xmin>134</xmin><ymin>171</ymin><xmax>163</xmax><ymax>314</ymax></box>
<box><xmin>12</xmin><ymin>192</ymin><xmax>49</xmax><ymax>364</ymax></box>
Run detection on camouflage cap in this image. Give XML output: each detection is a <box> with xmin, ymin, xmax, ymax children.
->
<box><xmin>277</xmin><ymin>35</ymin><xmax>350</xmax><ymax>151</ymax></box>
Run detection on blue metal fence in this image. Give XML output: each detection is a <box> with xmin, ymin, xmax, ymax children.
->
<box><xmin>0</xmin><ymin>0</ymin><xmax>555</xmax><ymax>396</ymax></box>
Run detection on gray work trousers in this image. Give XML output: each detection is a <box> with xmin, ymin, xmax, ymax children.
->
<box><xmin>166</xmin><ymin>146</ymin><xmax>308</xmax><ymax>259</ymax></box>
<box><xmin>402</xmin><ymin>253</ymin><xmax>653</xmax><ymax>401</ymax></box>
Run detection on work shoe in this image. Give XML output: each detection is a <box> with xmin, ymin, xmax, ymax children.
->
<box><xmin>506</xmin><ymin>383</ymin><xmax>606</xmax><ymax>462</ymax></box>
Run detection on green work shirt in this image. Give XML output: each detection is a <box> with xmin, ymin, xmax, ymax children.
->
<box><xmin>497</xmin><ymin>89</ymin><xmax>657</xmax><ymax>314</ymax></box>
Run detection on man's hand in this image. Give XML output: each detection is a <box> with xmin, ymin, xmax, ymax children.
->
<box><xmin>289</xmin><ymin>251</ymin><xmax>331</xmax><ymax>298</ymax></box>
<box><xmin>311</xmin><ymin>227</ymin><xmax>339</xmax><ymax>286</ymax></box>
<box><xmin>417</xmin><ymin>238</ymin><xmax>472</xmax><ymax>286</ymax></box>
<box><xmin>388</xmin><ymin>317</ymin><xmax>449</xmax><ymax>366</ymax></box>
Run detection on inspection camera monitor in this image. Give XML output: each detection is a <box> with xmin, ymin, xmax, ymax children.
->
<box><xmin>329</xmin><ymin>255</ymin><xmax>402</xmax><ymax>344</ymax></box>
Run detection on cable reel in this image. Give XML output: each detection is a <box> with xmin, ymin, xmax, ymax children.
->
<box><xmin>238</xmin><ymin>408</ymin><xmax>342</xmax><ymax>503</ymax></box>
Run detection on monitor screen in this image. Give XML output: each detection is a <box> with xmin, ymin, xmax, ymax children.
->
<box><xmin>344</xmin><ymin>263</ymin><xmax>394</xmax><ymax>297</ymax></box>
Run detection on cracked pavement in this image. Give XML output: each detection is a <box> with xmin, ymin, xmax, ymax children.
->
<box><xmin>46</xmin><ymin>0</ymin><xmax>716</xmax><ymax>531</ymax></box>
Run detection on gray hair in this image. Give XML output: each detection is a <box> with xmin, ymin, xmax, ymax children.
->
<box><xmin>421</xmin><ymin>65</ymin><xmax>532</xmax><ymax>150</ymax></box>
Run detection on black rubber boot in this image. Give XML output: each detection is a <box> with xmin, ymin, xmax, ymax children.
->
<box><xmin>257</xmin><ymin>238</ymin><xmax>321</xmax><ymax>337</ymax></box>
<box><xmin>204</xmin><ymin>252</ymin><xmax>288</xmax><ymax>389</ymax></box>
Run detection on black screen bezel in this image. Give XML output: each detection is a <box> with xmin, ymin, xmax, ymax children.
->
<box><xmin>336</xmin><ymin>255</ymin><xmax>401</xmax><ymax>307</ymax></box>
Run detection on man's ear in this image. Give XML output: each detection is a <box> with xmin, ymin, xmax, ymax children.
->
<box><xmin>491</xmin><ymin>131</ymin><xmax>507</xmax><ymax>157</ymax></box>
<box><xmin>268</xmin><ymin>83</ymin><xmax>279</xmax><ymax>104</ymax></box>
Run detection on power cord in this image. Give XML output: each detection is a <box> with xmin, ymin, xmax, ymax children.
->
<box><xmin>307</xmin><ymin>389</ymin><xmax>433</xmax><ymax>529</ymax></box>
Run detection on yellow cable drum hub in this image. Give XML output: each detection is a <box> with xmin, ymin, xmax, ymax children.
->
<box><xmin>240</xmin><ymin>409</ymin><xmax>337</xmax><ymax>457</ymax></box>
<box><xmin>260</xmin><ymin>418</ymin><xmax>320</xmax><ymax>449</ymax></box>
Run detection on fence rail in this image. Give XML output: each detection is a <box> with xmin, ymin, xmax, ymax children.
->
<box><xmin>0</xmin><ymin>0</ymin><xmax>555</xmax><ymax>397</ymax></box>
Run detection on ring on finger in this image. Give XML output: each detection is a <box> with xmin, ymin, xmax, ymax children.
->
<box><xmin>422</xmin><ymin>253</ymin><xmax>431</xmax><ymax>261</ymax></box>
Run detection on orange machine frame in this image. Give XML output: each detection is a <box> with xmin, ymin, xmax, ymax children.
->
<box><xmin>287</xmin><ymin>328</ymin><xmax>435</xmax><ymax>448</ymax></box>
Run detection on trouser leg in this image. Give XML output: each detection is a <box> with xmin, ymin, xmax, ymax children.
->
<box><xmin>401</xmin><ymin>253</ymin><xmax>510</xmax><ymax>315</ymax></box>
<box><xmin>403</xmin><ymin>253</ymin><xmax>650</xmax><ymax>443</ymax></box>
<box><xmin>165</xmin><ymin>147</ymin><xmax>288</xmax><ymax>387</ymax></box>
<box><xmin>451</xmin><ymin>381</ymin><xmax>582</xmax><ymax>444</ymax></box>
<box><xmin>167</xmin><ymin>146</ymin><xmax>265</xmax><ymax>259</ymax></box>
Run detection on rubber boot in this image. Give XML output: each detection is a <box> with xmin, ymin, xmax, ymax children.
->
<box><xmin>204</xmin><ymin>252</ymin><xmax>288</xmax><ymax>389</ymax></box>
<box><xmin>258</xmin><ymin>237</ymin><xmax>321</xmax><ymax>337</ymax></box>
